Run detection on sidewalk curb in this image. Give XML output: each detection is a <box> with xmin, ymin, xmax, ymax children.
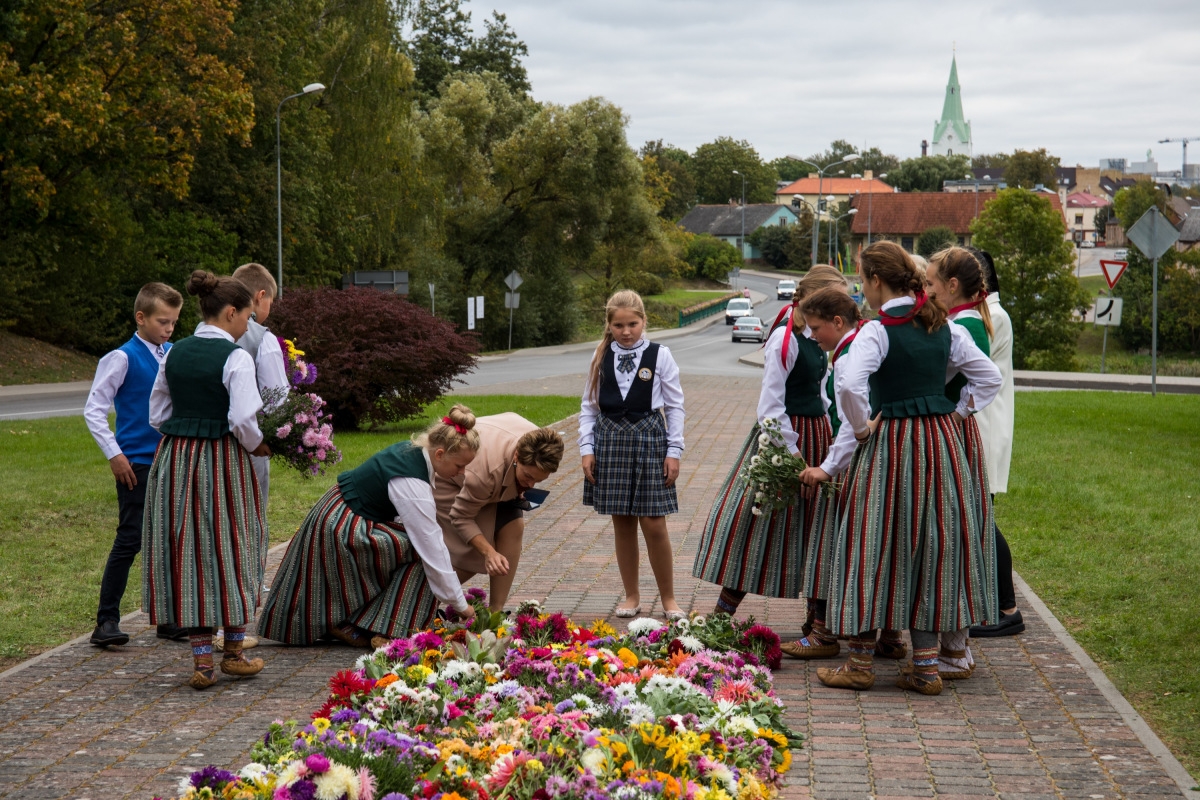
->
<box><xmin>1015</xmin><ymin>572</ymin><xmax>1200</xmax><ymax>800</ymax></box>
<box><xmin>0</xmin><ymin>380</ymin><xmax>92</xmax><ymax>399</ymax></box>
<box><xmin>0</xmin><ymin>538</ymin><xmax>296</xmax><ymax>683</ymax></box>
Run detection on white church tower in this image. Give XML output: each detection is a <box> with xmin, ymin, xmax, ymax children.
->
<box><xmin>931</xmin><ymin>55</ymin><xmax>972</xmax><ymax>158</ymax></box>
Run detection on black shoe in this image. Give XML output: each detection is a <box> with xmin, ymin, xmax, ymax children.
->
<box><xmin>970</xmin><ymin>609</ymin><xmax>1025</xmax><ymax>638</ymax></box>
<box><xmin>90</xmin><ymin>620</ymin><xmax>130</xmax><ymax>647</ymax></box>
<box><xmin>156</xmin><ymin>624</ymin><xmax>190</xmax><ymax>641</ymax></box>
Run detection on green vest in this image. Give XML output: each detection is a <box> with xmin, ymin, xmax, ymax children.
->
<box><xmin>784</xmin><ymin>331</ymin><xmax>828</xmax><ymax>418</ymax></box>
<box><xmin>869</xmin><ymin>314</ymin><xmax>958</xmax><ymax>419</ymax></box>
<box><xmin>338</xmin><ymin>441</ymin><xmax>430</xmax><ymax>523</ymax></box>
<box><xmin>945</xmin><ymin>313</ymin><xmax>990</xmax><ymax>404</ymax></box>
<box><xmin>159</xmin><ymin>336</ymin><xmax>239</xmax><ymax>438</ymax></box>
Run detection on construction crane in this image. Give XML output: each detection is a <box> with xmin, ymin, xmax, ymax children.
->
<box><xmin>1158</xmin><ymin>137</ymin><xmax>1200</xmax><ymax>178</ymax></box>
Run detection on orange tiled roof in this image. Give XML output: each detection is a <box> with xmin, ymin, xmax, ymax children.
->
<box><xmin>848</xmin><ymin>192</ymin><xmax>1065</xmax><ymax>236</ymax></box>
<box><xmin>775</xmin><ymin>177</ymin><xmax>893</xmax><ymax>197</ymax></box>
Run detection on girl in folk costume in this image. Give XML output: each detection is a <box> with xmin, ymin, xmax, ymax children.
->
<box><xmin>259</xmin><ymin>407</ymin><xmax>479</xmax><ymax>648</ymax></box>
<box><xmin>580</xmin><ymin>290</ymin><xmax>685</xmax><ymax>620</ymax></box>
<box><xmin>692</xmin><ymin>266</ymin><xmax>842</xmax><ymax>649</ymax></box>
<box><xmin>143</xmin><ymin>271</ymin><xmax>271</xmax><ymax>690</ymax></box>
<box><xmin>796</xmin><ymin>288</ymin><xmax>908</xmax><ymax>663</ymax></box>
<box><xmin>819</xmin><ymin>242</ymin><xmax>1002</xmax><ymax>695</ymax></box>
<box><xmin>925</xmin><ymin>246</ymin><xmax>998</xmax><ymax>679</ymax></box>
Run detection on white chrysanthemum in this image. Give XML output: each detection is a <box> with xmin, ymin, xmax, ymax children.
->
<box><xmin>238</xmin><ymin>762</ymin><xmax>268</xmax><ymax>781</ymax></box>
<box><xmin>439</xmin><ymin>660</ymin><xmax>481</xmax><ymax>682</ymax></box>
<box><xmin>754</xmin><ymin>491</ymin><xmax>764</xmax><ymax>501</ymax></box>
<box><xmin>626</xmin><ymin>617</ymin><xmax>666</xmax><ymax>635</ymax></box>
<box><xmin>485</xmin><ymin>679</ymin><xmax>522</xmax><ymax>696</ymax></box>
<box><xmin>750</xmin><ymin>506</ymin><xmax>763</xmax><ymax>516</ymax></box>
<box><xmin>314</xmin><ymin>762</ymin><xmax>359</xmax><ymax>800</ymax></box>
<box><xmin>622</xmin><ymin>702</ymin><xmax>657</xmax><ymax>725</ymax></box>
<box><xmin>726</xmin><ymin>714</ymin><xmax>759</xmax><ymax>737</ymax></box>
<box><xmin>711</xmin><ymin>762</ymin><xmax>738</xmax><ymax>794</ymax></box>
<box><xmin>758</xmin><ymin>433</ymin><xmax>771</xmax><ymax>447</ymax></box>
<box><xmin>354</xmin><ymin>653</ymin><xmax>371</xmax><ymax>670</ymax></box>
<box><xmin>643</xmin><ymin>674</ymin><xmax>706</xmax><ymax>698</ymax></box>
<box><xmin>482</xmin><ymin>662</ymin><xmax>502</xmax><ymax>675</ymax></box>
<box><xmin>581</xmin><ymin>747</ymin><xmax>608</xmax><ymax>775</ymax></box>
<box><xmin>586</xmin><ymin>655</ymin><xmax>599</xmax><ymax>666</ymax></box>
<box><xmin>570</xmin><ymin>693</ymin><xmax>595</xmax><ymax>709</ymax></box>
<box><xmin>691</xmin><ymin>615</ymin><xmax>707</xmax><ymax>628</ymax></box>
<box><xmin>771</xmin><ymin>454</ymin><xmax>783</xmax><ymax>466</ymax></box>
<box><xmin>749</xmin><ymin>455</ymin><xmax>761</xmax><ymax>467</ymax></box>
<box><xmin>277</xmin><ymin>761</ymin><xmax>304</xmax><ymax>787</ymax></box>
<box><xmin>612</xmin><ymin>683</ymin><xmax>640</xmax><ymax>703</ymax></box>
<box><xmin>177</xmin><ymin>775</ymin><xmax>195</xmax><ymax>795</ymax></box>
<box><xmin>678</xmin><ymin>635</ymin><xmax>704</xmax><ymax>653</ymax></box>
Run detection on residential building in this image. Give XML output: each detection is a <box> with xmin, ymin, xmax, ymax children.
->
<box><xmin>1065</xmin><ymin>192</ymin><xmax>1110</xmax><ymax>244</ymax></box>
<box><xmin>845</xmin><ymin>191</ymin><xmax>1066</xmax><ymax>256</ymax></box>
<box><xmin>774</xmin><ymin>171</ymin><xmax>892</xmax><ymax>215</ymax></box>
<box><xmin>1176</xmin><ymin>213</ymin><xmax>1200</xmax><ymax>252</ymax></box>
<box><xmin>931</xmin><ymin>55</ymin><xmax>972</xmax><ymax>158</ymax></box>
<box><xmin>677</xmin><ymin>203</ymin><xmax>798</xmax><ymax>260</ymax></box>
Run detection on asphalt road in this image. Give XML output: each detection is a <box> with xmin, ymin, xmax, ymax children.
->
<box><xmin>1076</xmin><ymin>246</ymin><xmax>1127</xmax><ymax>279</ymax></box>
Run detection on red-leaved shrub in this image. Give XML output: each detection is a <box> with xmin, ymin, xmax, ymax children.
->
<box><xmin>270</xmin><ymin>287</ymin><xmax>478</xmax><ymax>429</ymax></box>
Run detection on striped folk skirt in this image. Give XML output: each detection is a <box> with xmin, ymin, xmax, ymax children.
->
<box><xmin>802</xmin><ymin>479</ymin><xmax>846</xmax><ymax>602</ymax></box>
<box><xmin>583</xmin><ymin>413</ymin><xmax>678</xmax><ymax>517</ymax></box>
<box><xmin>692</xmin><ymin>416</ymin><xmax>832</xmax><ymax>598</ymax></box>
<box><xmin>142</xmin><ymin>434</ymin><xmax>265</xmax><ymax>629</ymax></box>
<box><xmin>257</xmin><ymin>485</ymin><xmax>437</xmax><ymax>645</ymax></box>
<box><xmin>825</xmin><ymin>414</ymin><xmax>998</xmax><ymax>635</ymax></box>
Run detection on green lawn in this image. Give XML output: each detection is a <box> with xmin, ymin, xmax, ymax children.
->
<box><xmin>1003</xmin><ymin>391</ymin><xmax>1200</xmax><ymax>774</ymax></box>
<box><xmin>0</xmin><ymin>395</ymin><xmax>578</xmax><ymax>669</ymax></box>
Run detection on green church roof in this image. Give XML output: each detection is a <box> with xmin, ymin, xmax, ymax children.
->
<box><xmin>933</xmin><ymin>56</ymin><xmax>971</xmax><ymax>148</ymax></box>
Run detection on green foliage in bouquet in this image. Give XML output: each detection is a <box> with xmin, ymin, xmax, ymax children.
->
<box><xmin>741</xmin><ymin>418</ymin><xmax>807</xmax><ymax>514</ymax></box>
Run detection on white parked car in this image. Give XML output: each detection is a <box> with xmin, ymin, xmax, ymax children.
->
<box><xmin>732</xmin><ymin>316</ymin><xmax>766</xmax><ymax>343</ymax></box>
<box><xmin>725</xmin><ymin>297</ymin><xmax>753</xmax><ymax>325</ymax></box>
<box><xmin>1113</xmin><ymin>249</ymin><xmax>1128</xmax><ymax>260</ymax></box>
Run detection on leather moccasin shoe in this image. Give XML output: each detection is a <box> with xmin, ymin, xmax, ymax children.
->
<box><xmin>780</xmin><ymin>639</ymin><xmax>840</xmax><ymax>659</ymax></box>
<box><xmin>219</xmin><ymin>657</ymin><xmax>264</xmax><ymax>677</ymax></box>
<box><xmin>329</xmin><ymin>625</ymin><xmax>371</xmax><ymax>648</ymax></box>
<box><xmin>90</xmin><ymin>620</ymin><xmax>130</xmax><ymax>648</ymax></box>
<box><xmin>970</xmin><ymin>609</ymin><xmax>1025</xmax><ymax>638</ymax></box>
<box><xmin>370</xmin><ymin>636</ymin><xmax>391</xmax><ymax>650</ymax></box>
<box><xmin>896</xmin><ymin>668</ymin><xmax>943</xmax><ymax>695</ymax></box>
<box><xmin>874</xmin><ymin>638</ymin><xmax>907</xmax><ymax>660</ymax></box>
<box><xmin>188</xmin><ymin>671</ymin><xmax>218</xmax><ymax>690</ymax></box>
<box><xmin>817</xmin><ymin>665</ymin><xmax>875</xmax><ymax>691</ymax></box>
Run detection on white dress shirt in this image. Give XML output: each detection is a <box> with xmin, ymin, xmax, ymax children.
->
<box><xmin>253</xmin><ymin>324</ymin><xmax>290</xmax><ymax>404</ymax></box>
<box><xmin>149</xmin><ymin>323</ymin><xmax>264</xmax><ymax>451</ymax></box>
<box><xmin>974</xmin><ymin>294</ymin><xmax>1015</xmax><ymax>493</ymax></box>
<box><xmin>579</xmin><ymin>338</ymin><xmax>685</xmax><ymax>459</ymax></box>
<box><xmin>387</xmin><ymin>449</ymin><xmax>469</xmax><ymax>612</ymax></box>
<box><xmin>84</xmin><ymin>334</ymin><xmax>167</xmax><ymax>460</ymax></box>
<box><xmin>835</xmin><ymin>297</ymin><xmax>1002</xmax><ymax>437</ymax></box>
<box><xmin>756</xmin><ymin>324</ymin><xmax>814</xmax><ymax>455</ymax></box>
<box><xmin>818</xmin><ymin>328</ymin><xmax>860</xmax><ymax>476</ymax></box>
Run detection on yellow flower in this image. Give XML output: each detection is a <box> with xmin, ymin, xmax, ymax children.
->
<box><xmin>590</xmin><ymin>620</ymin><xmax>617</xmax><ymax>638</ymax></box>
<box><xmin>526</xmin><ymin>758</ymin><xmax>544</xmax><ymax>773</ymax></box>
<box><xmin>311</xmin><ymin>717</ymin><xmax>331</xmax><ymax>734</ymax></box>
<box><xmin>616</xmin><ymin>648</ymin><xmax>639</xmax><ymax>668</ymax></box>
<box><xmin>737</xmin><ymin>775</ymin><xmax>766</xmax><ymax>800</ymax></box>
<box><xmin>777</xmin><ymin>746</ymin><xmax>792</xmax><ymax>773</ymax></box>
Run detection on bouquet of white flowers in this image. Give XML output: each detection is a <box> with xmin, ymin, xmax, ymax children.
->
<box><xmin>741</xmin><ymin>417</ymin><xmax>806</xmax><ymax>515</ymax></box>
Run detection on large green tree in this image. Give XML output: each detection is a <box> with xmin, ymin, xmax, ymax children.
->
<box><xmin>970</xmin><ymin>189</ymin><xmax>1090</xmax><ymax>369</ymax></box>
<box><xmin>691</xmin><ymin>137</ymin><xmax>777</xmax><ymax>204</ymax></box>
<box><xmin>402</xmin><ymin>0</ymin><xmax>529</xmax><ymax>101</ymax></box>
<box><xmin>887</xmin><ymin>154</ymin><xmax>972</xmax><ymax>192</ymax></box>
<box><xmin>1004</xmin><ymin>148</ymin><xmax>1061</xmax><ymax>190</ymax></box>
<box><xmin>917</xmin><ymin>225</ymin><xmax>957</xmax><ymax>258</ymax></box>
<box><xmin>640</xmin><ymin>140</ymin><xmax>696</xmax><ymax>221</ymax></box>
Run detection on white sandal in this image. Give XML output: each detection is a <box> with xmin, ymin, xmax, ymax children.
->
<box><xmin>614</xmin><ymin>604</ymin><xmax>642</xmax><ymax>618</ymax></box>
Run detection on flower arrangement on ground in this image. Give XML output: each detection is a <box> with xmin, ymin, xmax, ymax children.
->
<box><xmin>162</xmin><ymin>595</ymin><xmax>799</xmax><ymax>800</ymax></box>
<box><xmin>742</xmin><ymin>418</ymin><xmax>806</xmax><ymax>514</ymax></box>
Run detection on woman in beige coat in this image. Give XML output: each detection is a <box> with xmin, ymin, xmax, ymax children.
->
<box><xmin>434</xmin><ymin>413</ymin><xmax>564</xmax><ymax>612</ymax></box>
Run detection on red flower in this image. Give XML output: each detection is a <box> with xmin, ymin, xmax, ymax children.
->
<box><xmin>572</xmin><ymin>628</ymin><xmax>597</xmax><ymax>644</ymax></box>
<box><xmin>311</xmin><ymin>699</ymin><xmax>338</xmax><ymax>720</ymax></box>
<box><xmin>667</xmin><ymin>638</ymin><xmax>685</xmax><ymax>656</ymax></box>
<box><xmin>328</xmin><ymin>669</ymin><xmax>373</xmax><ymax>700</ymax></box>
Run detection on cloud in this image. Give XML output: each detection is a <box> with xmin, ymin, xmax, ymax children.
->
<box><xmin>491</xmin><ymin>0</ymin><xmax>1200</xmax><ymax>169</ymax></box>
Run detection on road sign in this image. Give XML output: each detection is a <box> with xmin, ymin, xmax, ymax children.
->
<box><xmin>1094</xmin><ymin>297</ymin><xmax>1123</xmax><ymax>326</ymax></box>
<box><xmin>1126</xmin><ymin>207</ymin><xmax>1179</xmax><ymax>260</ymax></box>
<box><xmin>467</xmin><ymin>297</ymin><xmax>476</xmax><ymax>330</ymax></box>
<box><xmin>505</xmin><ymin>270</ymin><xmax>523</xmax><ymax>291</ymax></box>
<box><xmin>505</xmin><ymin>292</ymin><xmax>520</xmax><ymax>309</ymax></box>
<box><xmin>1099</xmin><ymin>260</ymin><xmax>1127</xmax><ymax>289</ymax></box>
<box><xmin>475</xmin><ymin>295</ymin><xmax>484</xmax><ymax>318</ymax></box>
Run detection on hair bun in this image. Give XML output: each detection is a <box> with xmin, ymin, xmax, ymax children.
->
<box><xmin>446</xmin><ymin>404</ymin><xmax>476</xmax><ymax>432</ymax></box>
<box><xmin>186</xmin><ymin>270</ymin><xmax>221</xmax><ymax>297</ymax></box>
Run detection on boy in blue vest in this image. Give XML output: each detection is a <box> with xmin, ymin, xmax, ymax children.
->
<box><xmin>85</xmin><ymin>282</ymin><xmax>188</xmax><ymax>646</ymax></box>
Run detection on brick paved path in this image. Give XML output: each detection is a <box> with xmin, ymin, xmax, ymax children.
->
<box><xmin>0</xmin><ymin>375</ymin><xmax>1189</xmax><ymax>799</ymax></box>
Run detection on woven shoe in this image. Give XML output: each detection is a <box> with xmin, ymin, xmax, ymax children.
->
<box><xmin>219</xmin><ymin>657</ymin><xmax>264</xmax><ymax>677</ymax></box>
<box><xmin>895</xmin><ymin>667</ymin><xmax>943</xmax><ymax>695</ymax></box>
<box><xmin>938</xmin><ymin>647</ymin><xmax>975</xmax><ymax>680</ymax></box>
<box><xmin>188</xmin><ymin>670</ymin><xmax>218</xmax><ymax>690</ymax></box>
<box><xmin>875</xmin><ymin>637</ymin><xmax>907</xmax><ymax>660</ymax></box>
<box><xmin>780</xmin><ymin>638</ymin><xmax>840</xmax><ymax>659</ymax></box>
<box><xmin>816</xmin><ymin>665</ymin><xmax>875</xmax><ymax>691</ymax></box>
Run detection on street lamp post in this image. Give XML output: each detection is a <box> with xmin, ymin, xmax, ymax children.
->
<box><xmin>732</xmin><ymin>170</ymin><xmax>747</xmax><ymax>263</ymax></box>
<box><xmin>785</xmin><ymin>153</ymin><xmax>860</xmax><ymax>266</ymax></box>
<box><xmin>832</xmin><ymin>209</ymin><xmax>858</xmax><ymax>271</ymax></box>
<box><xmin>276</xmin><ymin>82</ymin><xmax>326</xmax><ymax>298</ymax></box>
<box><xmin>868</xmin><ymin>172</ymin><xmax>887</xmax><ymax>246</ymax></box>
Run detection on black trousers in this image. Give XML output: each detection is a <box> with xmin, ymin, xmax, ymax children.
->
<box><xmin>96</xmin><ymin>462</ymin><xmax>151</xmax><ymax>624</ymax></box>
<box><xmin>995</xmin><ymin>524</ymin><xmax>1016</xmax><ymax>611</ymax></box>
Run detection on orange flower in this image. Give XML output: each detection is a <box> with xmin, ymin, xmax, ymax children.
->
<box><xmin>374</xmin><ymin>674</ymin><xmax>399</xmax><ymax>689</ymax></box>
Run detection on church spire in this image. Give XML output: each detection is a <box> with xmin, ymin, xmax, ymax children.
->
<box><xmin>931</xmin><ymin>54</ymin><xmax>972</xmax><ymax>158</ymax></box>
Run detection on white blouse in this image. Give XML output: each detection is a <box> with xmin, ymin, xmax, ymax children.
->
<box><xmin>756</xmin><ymin>323</ymin><xmax>814</xmax><ymax>455</ymax></box>
<box><xmin>579</xmin><ymin>338</ymin><xmax>685</xmax><ymax>459</ymax></box>
<box><xmin>835</xmin><ymin>297</ymin><xmax>1002</xmax><ymax>437</ymax></box>
<box><xmin>818</xmin><ymin>328</ymin><xmax>860</xmax><ymax>477</ymax></box>
<box><xmin>387</xmin><ymin>449</ymin><xmax>468</xmax><ymax>613</ymax></box>
<box><xmin>149</xmin><ymin>323</ymin><xmax>264</xmax><ymax>451</ymax></box>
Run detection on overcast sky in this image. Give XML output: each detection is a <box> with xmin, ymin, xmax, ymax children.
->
<box><xmin>491</xmin><ymin>0</ymin><xmax>1200</xmax><ymax>171</ymax></box>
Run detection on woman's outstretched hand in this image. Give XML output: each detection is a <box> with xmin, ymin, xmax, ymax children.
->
<box><xmin>582</xmin><ymin>454</ymin><xmax>596</xmax><ymax>484</ymax></box>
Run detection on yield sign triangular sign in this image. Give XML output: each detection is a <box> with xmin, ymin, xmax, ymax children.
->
<box><xmin>1100</xmin><ymin>259</ymin><xmax>1128</xmax><ymax>289</ymax></box>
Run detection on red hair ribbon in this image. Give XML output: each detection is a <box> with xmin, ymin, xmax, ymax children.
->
<box><xmin>876</xmin><ymin>291</ymin><xmax>928</xmax><ymax>327</ymax></box>
<box><xmin>442</xmin><ymin>416</ymin><xmax>467</xmax><ymax>435</ymax></box>
<box><xmin>769</xmin><ymin>297</ymin><xmax>802</xmax><ymax>367</ymax></box>
<box><xmin>947</xmin><ymin>291</ymin><xmax>989</xmax><ymax>316</ymax></box>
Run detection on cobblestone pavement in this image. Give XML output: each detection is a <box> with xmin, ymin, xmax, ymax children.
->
<box><xmin>0</xmin><ymin>375</ymin><xmax>1189</xmax><ymax>799</ymax></box>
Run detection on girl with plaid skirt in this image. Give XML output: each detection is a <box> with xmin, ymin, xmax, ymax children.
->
<box><xmin>143</xmin><ymin>271</ymin><xmax>271</xmax><ymax>690</ymax></box>
<box><xmin>819</xmin><ymin>241</ymin><xmax>1001</xmax><ymax>696</ymax></box>
<box><xmin>259</xmin><ymin>407</ymin><xmax>479</xmax><ymax>648</ymax></box>
<box><xmin>580</xmin><ymin>291</ymin><xmax>685</xmax><ymax>620</ymax></box>
<box><xmin>691</xmin><ymin>267</ymin><xmax>842</xmax><ymax>645</ymax></box>
<box><xmin>925</xmin><ymin>246</ymin><xmax>999</xmax><ymax>681</ymax></box>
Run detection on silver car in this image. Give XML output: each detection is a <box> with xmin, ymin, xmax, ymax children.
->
<box><xmin>732</xmin><ymin>316</ymin><xmax>766</xmax><ymax>343</ymax></box>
